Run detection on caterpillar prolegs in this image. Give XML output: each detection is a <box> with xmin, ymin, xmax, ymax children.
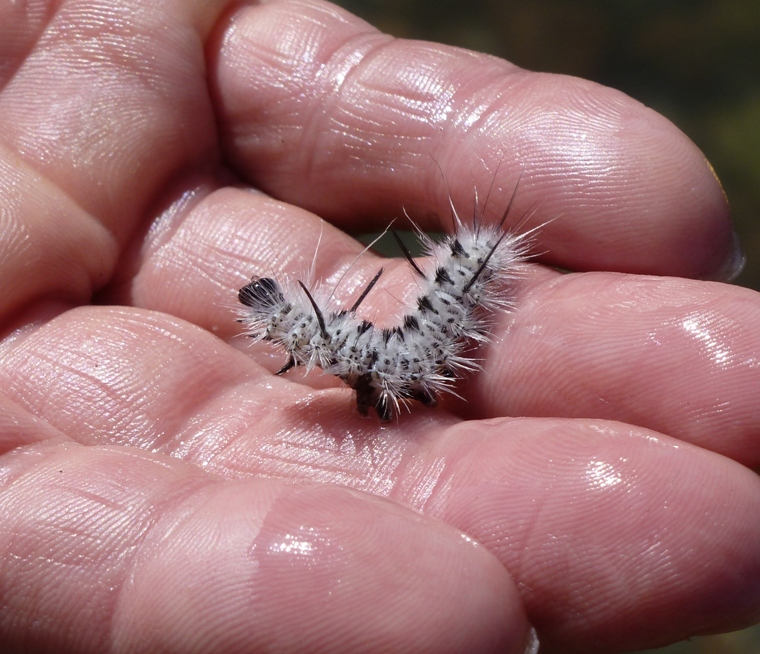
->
<box><xmin>237</xmin><ymin>191</ymin><xmax>534</xmax><ymax>421</ymax></box>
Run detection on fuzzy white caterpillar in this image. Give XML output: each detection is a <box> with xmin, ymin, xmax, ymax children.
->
<box><xmin>238</xmin><ymin>192</ymin><xmax>534</xmax><ymax>420</ymax></box>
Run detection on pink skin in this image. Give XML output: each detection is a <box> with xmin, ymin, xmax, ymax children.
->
<box><xmin>0</xmin><ymin>0</ymin><xmax>757</xmax><ymax>653</ymax></box>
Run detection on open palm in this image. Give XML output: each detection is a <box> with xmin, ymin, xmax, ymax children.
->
<box><xmin>0</xmin><ymin>0</ymin><xmax>758</xmax><ymax>652</ymax></box>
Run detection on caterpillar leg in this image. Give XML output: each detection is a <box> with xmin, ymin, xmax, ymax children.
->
<box><xmin>353</xmin><ymin>374</ymin><xmax>394</xmax><ymax>422</ymax></box>
<box><xmin>276</xmin><ymin>356</ymin><xmax>297</xmax><ymax>375</ymax></box>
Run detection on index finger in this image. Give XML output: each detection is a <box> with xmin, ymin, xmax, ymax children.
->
<box><xmin>212</xmin><ymin>0</ymin><xmax>737</xmax><ymax>279</ymax></box>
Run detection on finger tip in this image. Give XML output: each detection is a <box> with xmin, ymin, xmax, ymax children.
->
<box><xmin>615</xmin><ymin>100</ymin><xmax>735</xmax><ymax>279</ymax></box>
<box><xmin>251</xmin><ymin>484</ymin><xmax>534</xmax><ymax>653</ymax></box>
<box><xmin>481</xmin><ymin>75</ymin><xmax>736</xmax><ymax>279</ymax></box>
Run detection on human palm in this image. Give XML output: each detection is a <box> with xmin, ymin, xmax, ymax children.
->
<box><xmin>0</xmin><ymin>0</ymin><xmax>758</xmax><ymax>652</ymax></box>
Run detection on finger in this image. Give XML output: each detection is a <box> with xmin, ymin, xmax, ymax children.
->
<box><xmin>2</xmin><ymin>307</ymin><xmax>759</xmax><ymax>652</ymax></box>
<box><xmin>411</xmin><ymin>418</ymin><xmax>760</xmax><ymax>654</ymax></box>
<box><xmin>472</xmin><ymin>270</ymin><xmax>760</xmax><ymax>467</ymax></box>
<box><xmin>0</xmin><ymin>443</ymin><xmax>530</xmax><ymax>653</ymax></box>
<box><xmin>0</xmin><ymin>0</ymin><xmax>228</xmax><ymax>324</ymax></box>
<box><xmin>115</xmin><ymin>187</ymin><xmax>760</xmax><ymax>466</ymax></box>
<box><xmin>211</xmin><ymin>0</ymin><xmax>735</xmax><ymax>279</ymax></box>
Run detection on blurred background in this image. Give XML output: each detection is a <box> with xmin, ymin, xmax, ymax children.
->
<box><xmin>333</xmin><ymin>1</ymin><xmax>760</xmax><ymax>652</ymax></box>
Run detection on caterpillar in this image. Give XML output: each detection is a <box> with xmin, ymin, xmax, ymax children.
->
<box><xmin>237</xmin><ymin>186</ymin><xmax>535</xmax><ymax>421</ymax></box>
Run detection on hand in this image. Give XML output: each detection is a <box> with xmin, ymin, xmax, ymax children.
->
<box><xmin>0</xmin><ymin>0</ymin><xmax>758</xmax><ymax>652</ymax></box>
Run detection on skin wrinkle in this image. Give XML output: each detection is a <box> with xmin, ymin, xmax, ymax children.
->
<box><xmin>0</xmin><ymin>445</ymin><xmax>199</xmax><ymax>649</ymax></box>
<box><xmin>149</xmin><ymin>194</ymin><xmax>372</xmax><ymax>321</ymax></box>
<box><xmin>167</xmin><ymin>382</ymin><xmax>279</xmax><ymax>460</ymax></box>
<box><xmin>320</xmin><ymin>38</ymin><xmax>417</xmax><ymax>163</ymax></box>
<box><xmin>1</xmin><ymin>310</ymin><xmax>235</xmax><ymax>449</ymax></box>
<box><xmin>0</xmin><ymin>2</ymin><xmax>222</xmax><ymax>244</ymax></box>
<box><xmin>0</xmin><ymin>205</ymin><xmax>34</xmax><ymax>290</ymax></box>
<box><xmin>0</xmin><ymin>400</ymin><xmax>69</xmax><ymax>456</ymax></box>
<box><xmin>0</xmin><ymin>148</ymin><xmax>118</xmax><ymax>318</ymax></box>
<box><xmin>0</xmin><ymin>0</ymin><xmax>57</xmax><ymax>92</ymax></box>
<box><xmin>139</xmin><ymin>358</ymin><xmax>400</xmax><ymax>489</ymax></box>
<box><xmin>333</xmin><ymin>43</ymin><xmax>490</xmax><ymax>176</ymax></box>
<box><xmin>261</xmin><ymin>419</ymin><xmax>396</xmax><ymax>487</ymax></box>
<box><xmin>310</xmin><ymin>36</ymin><xmax>446</xmax><ymax>176</ymax></box>
<box><xmin>109</xmin><ymin>466</ymin><xmax>262</xmax><ymax>650</ymax></box>
<box><xmin>398</xmin><ymin>454</ymin><xmax>449</xmax><ymax>513</ymax></box>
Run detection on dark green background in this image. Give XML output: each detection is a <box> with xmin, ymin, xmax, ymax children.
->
<box><xmin>333</xmin><ymin>1</ymin><xmax>760</xmax><ymax>652</ymax></box>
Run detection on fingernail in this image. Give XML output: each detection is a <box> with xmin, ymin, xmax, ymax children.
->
<box><xmin>703</xmin><ymin>231</ymin><xmax>746</xmax><ymax>282</ymax></box>
<box><xmin>522</xmin><ymin>627</ymin><xmax>540</xmax><ymax>654</ymax></box>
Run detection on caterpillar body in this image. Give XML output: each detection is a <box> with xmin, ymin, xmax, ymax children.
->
<box><xmin>238</xmin><ymin>199</ymin><xmax>533</xmax><ymax>421</ymax></box>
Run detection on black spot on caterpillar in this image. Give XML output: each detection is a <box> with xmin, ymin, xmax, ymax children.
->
<box><xmin>238</xmin><ymin>183</ymin><xmax>537</xmax><ymax>421</ymax></box>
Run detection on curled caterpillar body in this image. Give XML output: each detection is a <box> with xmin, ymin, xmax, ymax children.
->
<box><xmin>238</xmin><ymin>216</ymin><xmax>533</xmax><ymax>421</ymax></box>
